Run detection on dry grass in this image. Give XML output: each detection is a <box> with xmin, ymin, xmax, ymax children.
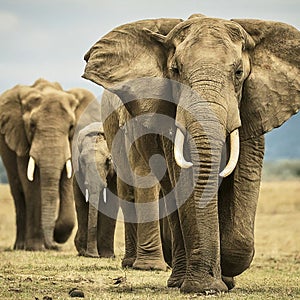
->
<box><xmin>0</xmin><ymin>182</ymin><xmax>299</xmax><ymax>299</ymax></box>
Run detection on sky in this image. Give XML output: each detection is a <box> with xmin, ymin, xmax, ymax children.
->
<box><xmin>0</xmin><ymin>0</ymin><xmax>300</xmax><ymax>159</ymax></box>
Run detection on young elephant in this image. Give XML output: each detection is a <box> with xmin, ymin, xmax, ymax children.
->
<box><xmin>73</xmin><ymin>122</ymin><xmax>119</xmax><ymax>258</ymax></box>
<box><xmin>0</xmin><ymin>78</ymin><xmax>94</xmax><ymax>251</ymax></box>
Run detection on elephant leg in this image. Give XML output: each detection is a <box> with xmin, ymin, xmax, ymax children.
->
<box><xmin>73</xmin><ymin>180</ymin><xmax>88</xmax><ymax>256</ymax></box>
<box><xmin>97</xmin><ymin>211</ymin><xmax>116</xmax><ymax>258</ymax></box>
<box><xmin>17</xmin><ymin>156</ymin><xmax>44</xmax><ymax>251</ymax></box>
<box><xmin>118</xmin><ymin>178</ymin><xmax>137</xmax><ymax>268</ymax></box>
<box><xmin>0</xmin><ymin>137</ymin><xmax>26</xmax><ymax>249</ymax></box>
<box><xmin>97</xmin><ymin>186</ymin><xmax>118</xmax><ymax>258</ymax></box>
<box><xmin>11</xmin><ymin>182</ymin><xmax>26</xmax><ymax>250</ymax></box>
<box><xmin>54</xmin><ymin>169</ymin><xmax>75</xmax><ymax>243</ymax></box>
<box><xmin>85</xmin><ymin>195</ymin><xmax>100</xmax><ymax>258</ymax></box>
<box><xmin>166</xmin><ymin>210</ymin><xmax>187</xmax><ymax>287</ymax></box>
<box><xmin>160</xmin><ymin>215</ymin><xmax>172</xmax><ymax>267</ymax></box>
<box><xmin>160</xmin><ymin>136</ymin><xmax>187</xmax><ymax>287</ymax></box>
<box><xmin>123</xmin><ymin>222</ymin><xmax>137</xmax><ymax>267</ymax></box>
<box><xmin>218</xmin><ymin>136</ymin><xmax>265</xmax><ymax>280</ymax></box>
<box><xmin>132</xmin><ymin>184</ymin><xmax>167</xmax><ymax>271</ymax></box>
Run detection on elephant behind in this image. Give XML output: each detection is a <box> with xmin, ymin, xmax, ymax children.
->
<box><xmin>0</xmin><ymin>78</ymin><xmax>95</xmax><ymax>251</ymax></box>
<box><xmin>73</xmin><ymin>122</ymin><xmax>119</xmax><ymax>258</ymax></box>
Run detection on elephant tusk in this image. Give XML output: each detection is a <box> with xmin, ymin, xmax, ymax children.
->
<box><xmin>66</xmin><ymin>159</ymin><xmax>73</xmax><ymax>179</ymax></box>
<box><xmin>103</xmin><ymin>188</ymin><xmax>107</xmax><ymax>203</ymax></box>
<box><xmin>27</xmin><ymin>156</ymin><xmax>35</xmax><ymax>181</ymax></box>
<box><xmin>174</xmin><ymin>128</ymin><xmax>193</xmax><ymax>169</ymax></box>
<box><xmin>85</xmin><ymin>189</ymin><xmax>89</xmax><ymax>202</ymax></box>
<box><xmin>219</xmin><ymin>129</ymin><xmax>240</xmax><ymax>178</ymax></box>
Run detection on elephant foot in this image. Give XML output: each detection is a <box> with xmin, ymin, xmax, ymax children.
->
<box><xmin>122</xmin><ymin>257</ymin><xmax>136</xmax><ymax>268</ymax></box>
<box><xmin>180</xmin><ymin>275</ymin><xmax>228</xmax><ymax>294</ymax></box>
<box><xmin>13</xmin><ymin>241</ymin><xmax>25</xmax><ymax>250</ymax></box>
<box><xmin>25</xmin><ymin>245</ymin><xmax>46</xmax><ymax>251</ymax></box>
<box><xmin>133</xmin><ymin>259</ymin><xmax>168</xmax><ymax>271</ymax></box>
<box><xmin>84</xmin><ymin>251</ymin><xmax>100</xmax><ymax>258</ymax></box>
<box><xmin>222</xmin><ymin>276</ymin><xmax>235</xmax><ymax>290</ymax></box>
<box><xmin>76</xmin><ymin>249</ymin><xmax>86</xmax><ymax>256</ymax></box>
<box><xmin>45</xmin><ymin>241</ymin><xmax>61</xmax><ymax>251</ymax></box>
<box><xmin>74</xmin><ymin>237</ymin><xmax>86</xmax><ymax>256</ymax></box>
<box><xmin>98</xmin><ymin>249</ymin><xmax>115</xmax><ymax>258</ymax></box>
<box><xmin>24</xmin><ymin>239</ymin><xmax>45</xmax><ymax>251</ymax></box>
<box><xmin>85</xmin><ymin>245</ymin><xmax>99</xmax><ymax>258</ymax></box>
<box><xmin>167</xmin><ymin>277</ymin><xmax>184</xmax><ymax>288</ymax></box>
<box><xmin>167</xmin><ymin>269</ymin><xmax>186</xmax><ymax>288</ymax></box>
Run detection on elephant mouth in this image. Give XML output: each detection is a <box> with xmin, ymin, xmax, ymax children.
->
<box><xmin>26</xmin><ymin>156</ymin><xmax>73</xmax><ymax>181</ymax></box>
<box><xmin>174</xmin><ymin>127</ymin><xmax>240</xmax><ymax>178</ymax></box>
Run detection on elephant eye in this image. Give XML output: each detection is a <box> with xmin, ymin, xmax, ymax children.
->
<box><xmin>106</xmin><ymin>156</ymin><xmax>112</xmax><ymax>168</ymax></box>
<box><xmin>30</xmin><ymin>120</ymin><xmax>36</xmax><ymax>131</ymax></box>
<box><xmin>69</xmin><ymin>124</ymin><xmax>75</xmax><ymax>139</ymax></box>
<box><xmin>170</xmin><ymin>60</ymin><xmax>179</xmax><ymax>74</ymax></box>
<box><xmin>235</xmin><ymin>68</ymin><xmax>243</xmax><ymax>80</ymax></box>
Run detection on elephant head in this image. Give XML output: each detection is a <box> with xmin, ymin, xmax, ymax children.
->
<box><xmin>0</xmin><ymin>78</ymin><xmax>95</xmax><ymax>249</ymax></box>
<box><xmin>83</xmin><ymin>15</ymin><xmax>299</xmax><ymax>164</ymax></box>
<box><xmin>76</xmin><ymin>122</ymin><xmax>114</xmax><ymax>203</ymax></box>
<box><xmin>82</xmin><ymin>15</ymin><xmax>300</xmax><ymax>292</ymax></box>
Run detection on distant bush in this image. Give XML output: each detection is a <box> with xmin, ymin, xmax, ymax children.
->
<box><xmin>263</xmin><ymin>160</ymin><xmax>300</xmax><ymax>181</ymax></box>
<box><xmin>0</xmin><ymin>158</ymin><xmax>8</xmax><ymax>184</ymax></box>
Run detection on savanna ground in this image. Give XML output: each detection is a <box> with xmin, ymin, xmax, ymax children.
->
<box><xmin>0</xmin><ymin>181</ymin><xmax>299</xmax><ymax>299</ymax></box>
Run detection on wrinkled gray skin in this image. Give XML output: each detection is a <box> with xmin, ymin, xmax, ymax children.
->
<box><xmin>83</xmin><ymin>14</ymin><xmax>300</xmax><ymax>294</ymax></box>
<box><xmin>73</xmin><ymin>122</ymin><xmax>118</xmax><ymax>258</ymax></box>
<box><xmin>0</xmin><ymin>78</ymin><xmax>95</xmax><ymax>250</ymax></box>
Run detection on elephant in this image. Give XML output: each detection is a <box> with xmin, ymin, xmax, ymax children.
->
<box><xmin>97</xmin><ymin>91</ymin><xmax>171</xmax><ymax>271</ymax></box>
<box><xmin>73</xmin><ymin>121</ymin><xmax>119</xmax><ymax>258</ymax></box>
<box><xmin>0</xmin><ymin>78</ymin><xmax>95</xmax><ymax>251</ymax></box>
<box><xmin>82</xmin><ymin>14</ymin><xmax>300</xmax><ymax>294</ymax></box>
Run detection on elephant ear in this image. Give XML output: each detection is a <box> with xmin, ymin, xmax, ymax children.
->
<box><xmin>82</xmin><ymin>18</ymin><xmax>183</xmax><ymax>89</ymax></box>
<box><xmin>0</xmin><ymin>85</ymin><xmax>30</xmax><ymax>156</ymax></box>
<box><xmin>70</xmin><ymin>89</ymin><xmax>102</xmax><ymax>175</ymax></box>
<box><xmin>232</xmin><ymin>19</ymin><xmax>300</xmax><ymax>141</ymax></box>
<box><xmin>67</xmin><ymin>88</ymin><xmax>97</xmax><ymax>121</ymax></box>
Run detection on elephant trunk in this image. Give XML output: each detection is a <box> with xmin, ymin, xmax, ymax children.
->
<box><xmin>173</xmin><ymin>78</ymin><xmax>241</xmax><ymax>286</ymax></box>
<box><xmin>178</xmin><ymin>116</ymin><xmax>226</xmax><ymax>283</ymax></box>
<box><xmin>40</xmin><ymin>166</ymin><xmax>62</xmax><ymax>249</ymax></box>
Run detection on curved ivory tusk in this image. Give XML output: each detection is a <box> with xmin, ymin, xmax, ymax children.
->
<box><xmin>27</xmin><ymin>156</ymin><xmax>35</xmax><ymax>181</ymax></box>
<box><xmin>66</xmin><ymin>159</ymin><xmax>73</xmax><ymax>179</ymax></box>
<box><xmin>103</xmin><ymin>188</ymin><xmax>107</xmax><ymax>203</ymax></box>
<box><xmin>219</xmin><ymin>129</ymin><xmax>240</xmax><ymax>178</ymax></box>
<box><xmin>174</xmin><ymin>128</ymin><xmax>193</xmax><ymax>169</ymax></box>
<box><xmin>85</xmin><ymin>189</ymin><xmax>89</xmax><ymax>202</ymax></box>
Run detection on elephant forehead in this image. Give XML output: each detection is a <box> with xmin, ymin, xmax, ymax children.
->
<box><xmin>38</xmin><ymin>96</ymin><xmax>75</xmax><ymax>117</ymax></box>
<box><xmin>181</xmin><ymin>18</ymin><xmax>245</xmax><ymax>46</ymax></box>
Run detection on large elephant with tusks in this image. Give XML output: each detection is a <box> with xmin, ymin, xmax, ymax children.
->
<box><xmin>83</xmin><ymin>14</ymin><xmax>300</xmax><ymax>294</ymax></box>
<box><xmin>0</xmin><ymin>78</ymin><xmax>95</xmax><ymax>251</ymax></box>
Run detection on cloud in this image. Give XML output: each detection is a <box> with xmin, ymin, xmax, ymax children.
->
<box><xmin>0</xmin><ymin>11</ymin><xmax>19</xmax><ymax>32</ymax></box>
